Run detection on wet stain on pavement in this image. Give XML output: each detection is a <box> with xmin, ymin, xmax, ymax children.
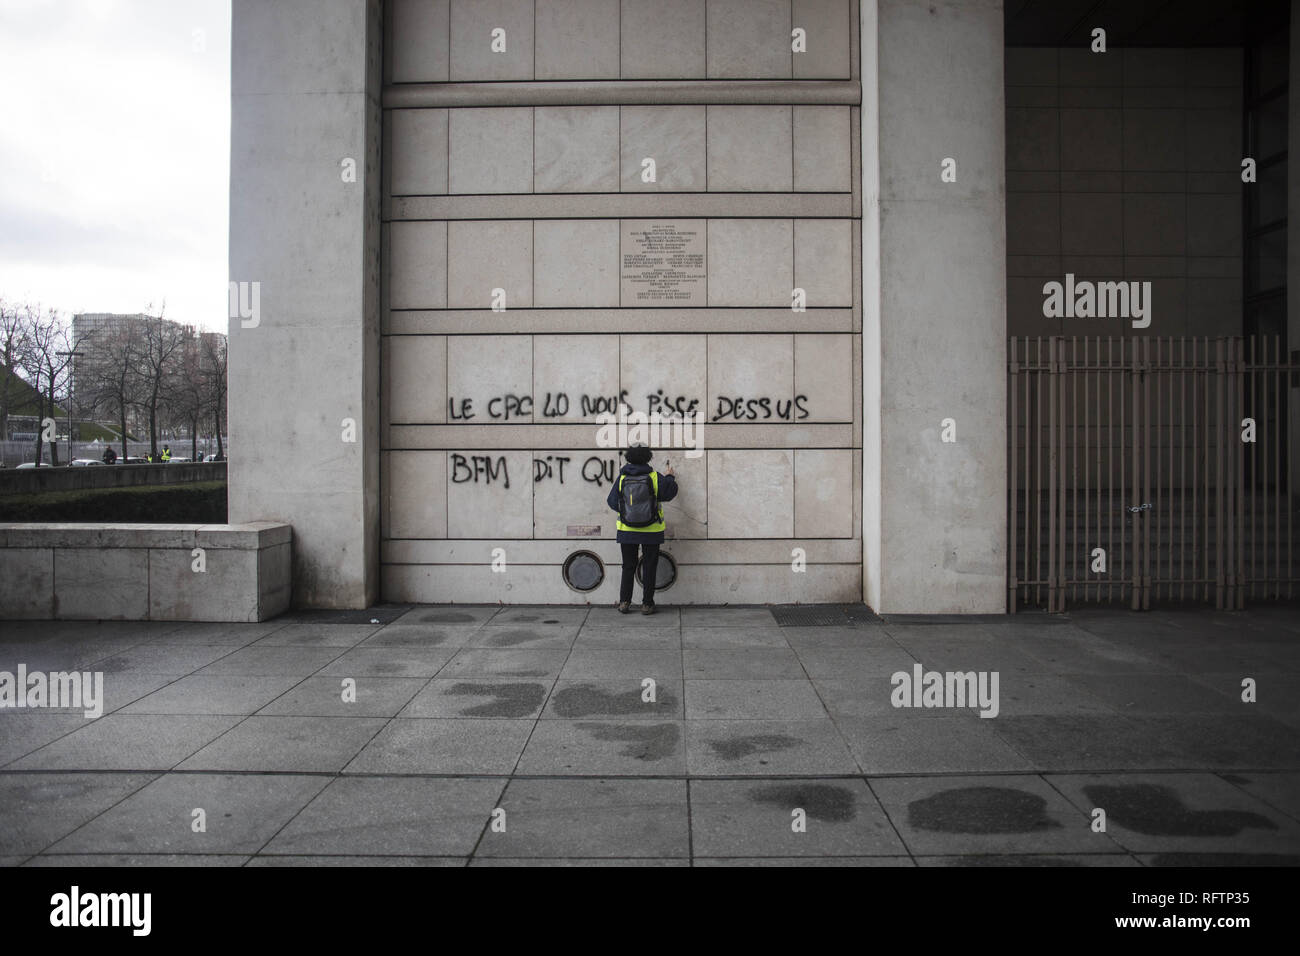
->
<box><xmin>1082</xmin><ymin>784</ymin><xmax>1278</xmax><ymax>837</ymax></box>
<box><xmin>446</xmin><ymin>682</ymin><xmax>547</xmax><ymax>718</ymax></box>
<box><xmin>709</xmin><ymin>734</ymin><xmax>801</xmax><ymax>760</ymax></box>
<box><xmin>551</xmin><ymin>684</ymin><xmax>677</xmax><ymax>717</ymax></box>
<box><xmin>543</xmin><ymin>619</ymin><xmax>560</xmax><ymax>624</ymax></box>
<box><xmin>507</xmin><ymin>615</ymin><xmax>539</xmax><ymax>623</ymax></box>
<box><xmin>481</xmin><ymin>629</ymin><xmax>548</xmax><ymax>647</ymax></box>
<box><xmin>371</xmin><ymin>631</ymin><xmax>450</xmax><ymax>646</ymax></box>
<box><xmin>748</xmin><ymin>783</ymin><xmax>857</xmax><ymax>822</ymax></box>
<box><xmin>908</xmin><ymin>787</ymin><xmax>1063</xmax><ymax>834</ymax></box>
<box><xmin>415</xmin><ymin>611</ymin><xmax>477</xmax><ymax>624</ymax></box>
<box><xmin>578</xmin><ymin>722</ymin><xmax>680</xmax><ymax>760</ymax></box>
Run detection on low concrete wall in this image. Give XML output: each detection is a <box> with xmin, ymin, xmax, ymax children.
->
<box><xmin>0</xmin><ymin>522</ymin><xmax>290</xmax><ymax>622</ymax></box>
<box><xmin>0</xmin><ymin>462</ymin><xmax>226</xmax><ymax>496</ymax></box>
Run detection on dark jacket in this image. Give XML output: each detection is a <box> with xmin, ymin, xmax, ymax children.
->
<box><xmin>606</xmin><ymin>463</ymin><xmax>679</xmax><ymax>544</ymax></box>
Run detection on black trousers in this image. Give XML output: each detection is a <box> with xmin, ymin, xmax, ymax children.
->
<box><xmin>619</xmin><ymin>542</ymin><xmax>660</xmax><ymax>605</ymax></box>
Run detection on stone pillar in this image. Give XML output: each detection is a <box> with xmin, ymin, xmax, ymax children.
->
<box><xmin>1290</xmin><ymin>0</ymin><xmax>1300</xmax><ymax>496</ymax></box>
<box><xmin>861</xmin><ymin>0</ymin><xmax>1007</xmax><ymax>613</ymax></box>
<box><xmin>228</xmin><ymin>0</ymin><xmax>383</xmax><ymax>607</ymax></box>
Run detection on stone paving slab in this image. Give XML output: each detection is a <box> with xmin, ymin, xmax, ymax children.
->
<box><xmin>688</xmin><ymin>778</ymin><xmax>907</xmax><ymax>857</ymax></box>
<box><xmin>869</xmin><ymin>775</ymin><xmax>1124</xmax><ymax>857</ymax></box>
<box><xmin>685</xmin><ymin>719</ymin><xmax>860</xmax><ymax>775</ymax></box>
<box><xmin>477</xmin><ymin>778</ymin><xmax>689</xmax><ymax>859</ymax></box>
<box><xmin>194</xmin><ymin>646</ymin><xmax>343</xmax><ymax>677</ymax></box>
<box><xmin>177</xmin><ymin>716</ymin><xmax>388</xmax><ymax>773</ymax></box>
<box><xmin>560</xmin><ymin>648</ymin><xmax>681</xmax><ymax>680</ymax></box>
<box><xmin>681</xmin><ymin>626</ymin><xmax>789</xmax><ymax>649</ymax></box>
<box><xmin>839</xmin><ymin>716</ymin><xmax>1037</xmax><ymax>774</ymax></box>
<box><xmin>694</xmin><ymin>856</ymin><xmax>915</xmax><ymax>866</ymax></box>
<box><xmin>466</xmin><ymin>625</ymin><xmax>580</xmax><ymax>648</ymax></box>
<box><xmin>261</xmin><ymin>776</ymin><xmax>504</xmax><ymax>857</ymax></box>
<box><xmin>685</xmin><ymin>679</ymin><xmax>828</xmax><ymax>719</ymax></box>
<box><xmin>404</xmin><ymin>679</ymin><xmax>552</xmax><ymax>719</ymax></box>
<box><xmin>25</xmin><ymin>854</ymin><xmax>251</xmax><ymax>866</ymax></box>
<box><xmin>1219</xmin><ymin>771</ymin><xmax>1300</xmax><ymax>822</ymax></box>
<box><xmin>318</xmin><ymin>646</ymin><xmax>456</xmax><ymax>677</ymax></box>
<box><xmin>0</xmin><ymin>714</ymin><xmax>89</xmax><ymax>765</ymax></box>
<box><xmin>247</xmin><ymin>855</ymin><xmax>465</xmax><ymax>867</ymax></box>
<box><xmin>516</xmin><ymin>719</ymin><xmax>686</xmax><ymax>775</ymax></box>
<box><xmin>256</xmin><ymin>677</ymin><xmax>428</xmax><ymax>718</ymax></box>
<box><xmin>7</xmin><ymin>714</ymin><xmax>243</xmax><ymax>771</ymax></box>
<box><xmin>1047</xmin><ymin>772</ymin><xmax>1300</xmax><ymax>856</ymax></box>
<box><xmin>0</xmin><ymin>772</ymin><xmax>158</xmax><ymax>856</ymax></box>
<box><xmin>359</xmin><ymin>625</ymin><xmax>481</xmax><ymax>648</ymax></box>
<box><xmin>43</xmin><ymin>773</ymin><xmax>330</xmax><ymax>855</ymax></box>
<box><xmin>543</xmin><ymin>678</ymin><xmax>683</xmax><ymax>720</ymax></box>
<box><xmin>251</xmin><ymin>623</ymin><xmax>380</xmax><ymax>647</ymax></box>
<box><xmin>684</xmin><ymin>647</ymin><xmax>805</xmax><ymax>679</ymax></box>
<box><xmin>120</xmin><ymin>675</ymin><xmax>303</xmax><ymax>716</ymax></box>
<box><xmin>440</xmin><ymin>648</ymin><xmax>570</xmax><ymax>679</ymax></box>
<box><xmin>343</xmin><ymin>718</ymin><xmax>533</xmax><ymax>774</ymax></box>
<box><xmin>2</xmin><ymin>604</ymin><xmax>1298</xmax><ymax>865</ymax></box>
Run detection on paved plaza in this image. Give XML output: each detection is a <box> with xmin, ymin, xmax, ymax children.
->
<box><xmin>1</xmin><ymin>604</ymin><xmax>1298</xmax><ymax>866</ymax></box>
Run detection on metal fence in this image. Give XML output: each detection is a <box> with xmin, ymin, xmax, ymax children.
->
<box><xmin>1009</xmin><ymin>336</ymin><xmax>1298</xmax><ymax>611</ymax></box>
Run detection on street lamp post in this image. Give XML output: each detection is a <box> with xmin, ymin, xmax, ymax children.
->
<box><xmin>55</xmin><ymin>348</ymin><xmax>85</xmax><ymax>466</ymax></box>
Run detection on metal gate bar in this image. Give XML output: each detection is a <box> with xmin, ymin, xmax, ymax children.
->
<box><xmin>1009</xmin><ymin>335</ymin><xmax>1297</xmax><ymax>611</ymax></box>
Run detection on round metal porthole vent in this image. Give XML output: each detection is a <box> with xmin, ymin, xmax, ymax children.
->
<box><xmin>635</xmin><ymin>550</ymin><xmax>677</xmax><ymax>591</ymax></box>
<box><xmin>562</xmin><ymin>551</ymin><xmax>605</xmax><ymax>593</ymax></box>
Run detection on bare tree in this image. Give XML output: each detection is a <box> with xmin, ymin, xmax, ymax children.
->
<box><xmin>20</xmin><ymin>307</ymin><xmax>86</xmax><ymax>466</ymax></box>
<box><xmin>136</xmin><ymin>304</ymin><xmax>189</xmax><ymax>460</ymax></box>
<box><xmin>167</xmin><ymin>329</ymin><xmax>206</xmax><ymax>461</ymax></box>
<box><xmin>0</xmin><ymin>298</ymin><xmax>32</xmax><ymax>441</ymax></box>
<box><xmin>80</xmin><ymin>317</ymin><xmax>144</xmax><ymax>460</ymax></box>
<box><xmin>200</xmin><ymin>331</ymin><xmax>227</xmax><ymax>458</ymax></box>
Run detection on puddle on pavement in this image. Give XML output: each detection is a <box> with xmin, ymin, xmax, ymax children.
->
<box><xmin>709</xmin><ymin>734</ymin><xmax>801</xmax><ymax>760</ymax></box>
<box><xmin>551</xmin><ymin>684</ymin><xmax>676</xmax><ymax>717</ymax></box>
<box><xmin>908</xmin><ymin>787</ymin><xmax>1063</xmax><ymax>834</ymax></box>
<box><xmin>578</xmin><ymin>722</ymin><xmax>680</xmax><ymax>760</ymax></box>
<box><xmin>748</xmin><ymin>783</ymin><xmax>856</xmax><ymax>822</ymax></box>
<box><xmin>1082</xmin><ymin>783</ymin><xmax>1278</xmax><ymax>837</ymax></box>
<box><xmin>447</xmin><ymin>682</ymin><xmax>546</xmax><ymax>718</ymax></box>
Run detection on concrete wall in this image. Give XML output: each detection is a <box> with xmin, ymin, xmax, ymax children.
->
<box><xmin>861</xmin><ymin>0</ymin><xmax>1007</xmax><ymax>613</ymax></box>
<box><xmin>228</xmin><ymin>0</ymin><xmax>383</xmax><ymax>608</ymax></box>
<box><xmin>0</xmin><ymin>462</ymin><xmax>226</xmax><ymax>497</ymax></box>
<box><xmin>381</xmin><ymin>0</ymin><xmax>863</xmax><ymax>604</ymax></box>
<box><xmin>1006</xmin><ymin>46</ymin><xmax>1244</xmax><ymax>338</ymax></box>
<box><xmin>0</xmin><ymin>523</ymin><xmax>291</xmax><ymax>621</ymax></box>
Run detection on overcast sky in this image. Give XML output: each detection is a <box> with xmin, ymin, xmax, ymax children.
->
<box><xmin>0</xmin><ymin>0</ymin><xmax>230</xmax><ymax>332</ymax></box>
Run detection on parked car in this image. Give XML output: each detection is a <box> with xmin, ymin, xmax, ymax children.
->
<box><xmin>167</xmin><ymin>456</ymin><xmax>193</xmax><ymax>463</ymax></box>
<box><xmin>15</xmin><ymin>461</ymin><xmax>52</xmax><ymax>468</ymax></box>
<box><xmin>203</xmin><ymin>453</ymin><xmax>226</xmax><ymax>462</ymax></box>
<box><xmin>69</xmin><ymin>459</ymin><xmax>105</xmax><ymax>466</ymax></box>
<box><xmin>123</xmin><ymin>457</ymin><xmax>147</xmax><ymax>464</ymax></box>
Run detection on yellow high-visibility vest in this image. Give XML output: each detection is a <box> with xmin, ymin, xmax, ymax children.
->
<box><xmin>616</xmin><ymin>471</ymin><xmax>665</xmax><ymax>533</ymax></box>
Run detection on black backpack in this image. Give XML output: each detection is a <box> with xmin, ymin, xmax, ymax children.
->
<box><xmin>619</xmin><ymin>473</ymin><xmax>660</xmax><ymax>527</ymax></box>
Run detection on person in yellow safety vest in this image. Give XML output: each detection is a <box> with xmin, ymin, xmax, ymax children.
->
<box><xmin>161</xmin><ymin>445</ymin><xmax>171</xmax><ymax>462</ymax></box>
<box><xmin>605</xmin><ymin>443</ymin><xmax>679</xmax><ymax>615</ymax></box>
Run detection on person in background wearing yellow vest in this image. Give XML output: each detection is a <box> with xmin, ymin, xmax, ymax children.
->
<box><xmin>161</xmin><ymin>445</ymin><xmax>172</xmax><ymax>462</ymax></box>
<box><xmin>606</xmin><ymin>443</ymin><xmax>678</xmax><ymax>615</ymax></box>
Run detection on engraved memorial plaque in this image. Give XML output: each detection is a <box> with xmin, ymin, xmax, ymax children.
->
<box><xmin>620</xmin><ymin>220</ymin><xmax>707</xmax><ymax>306</ymax></box>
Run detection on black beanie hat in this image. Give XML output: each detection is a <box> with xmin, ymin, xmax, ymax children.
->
<box><xmin>625</xmin><ymin>444</ymin><xmax>652</xmax><ymax>465</ymax></box>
